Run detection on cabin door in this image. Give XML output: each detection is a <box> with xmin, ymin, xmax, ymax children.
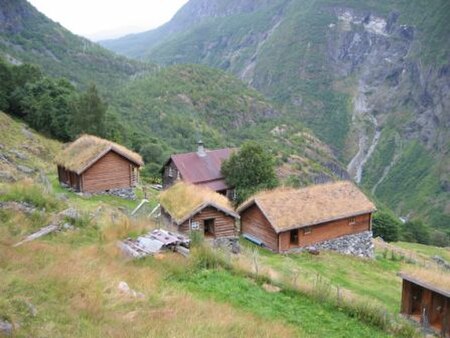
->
<box><xmin>204</xmin><ymin>219</ymin><xmax>215</xmax><ymax>237</ymax></box>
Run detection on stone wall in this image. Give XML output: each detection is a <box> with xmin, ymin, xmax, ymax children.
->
<box><xmin>290</xmin><ymin>231</ymin><xmax>374</xmax><ymax>258</ymax></box>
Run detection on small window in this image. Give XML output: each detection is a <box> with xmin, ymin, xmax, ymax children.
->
<box><xmin>191</xmin><ymin>221</ymin><xmax>200</xmax><ymax>230</ymax></box>
<box><xmin>168</xmin><ymin>167</ymin><xmax>173</xmax><ymax>177</ymax></box>
<box><xmin>304</xmin><ymin>227</ymin><xmax>312</xmax><ymax>235</ymax></box>
<box><xmin>349</xmin><ymin>217</ymin><xmax>356</xmax><ymax>225</ymax></box>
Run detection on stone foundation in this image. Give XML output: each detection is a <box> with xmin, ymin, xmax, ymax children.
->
<box><xmin>99</xmin><ymin>188</ymin><xmax>137</xmax><ymax>200</ymax></box>
<box><xmin>290</xmin><ymin>231</ymin><xmax>374</xmax><ymax>258</ymax></box>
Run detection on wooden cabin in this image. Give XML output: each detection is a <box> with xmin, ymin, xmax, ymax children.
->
<box><xmin>237</xmin><ymin>181</ymin><xmax>376</xmax><ymax>253</ymax></box>
<box><xmin>400</xmin><ymin>272</ymin><xmax>450</xmax><ymax>337</ymax></box>
<box><xmin>56</xmin><ymin>135</ymin><xmax>143</xmax><ymax>193</ymax></box>
<box><xmin>161</xmin><ymin>141</ymin><xmax>234</xmax><ymax>198</ymax></box>
<box><xmin>160</xmin><ymin>182</ymin><xmax>239</xmax><ymax>238</ymax></box>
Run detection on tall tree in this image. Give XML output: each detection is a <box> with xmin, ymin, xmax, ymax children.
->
<box><xmin>222</xmin><ymin>141</ymin><xmax>278</xmax><ymax>204</ymax></box>
<box><xmin>71</xmin><ymin>84</ymin><xmax>107</xmax><ymax>137</ymax></box>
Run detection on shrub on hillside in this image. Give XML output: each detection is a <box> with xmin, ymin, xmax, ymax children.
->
<box><xmin>372</xmin><ymin>211</ymin><xmax>401</xmax><ymax>242</ymax></box>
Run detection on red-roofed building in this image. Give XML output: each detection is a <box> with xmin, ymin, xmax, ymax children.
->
<box><xmin>161</xmin><ymin>141</ymin><xmax>235</xmax><ymax>198</ymax></box>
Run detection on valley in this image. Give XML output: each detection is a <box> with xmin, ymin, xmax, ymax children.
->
<box><xmin>102</xmin><ymin>0</ymin><xmax>450</xmax><ymax>229</ymax></box>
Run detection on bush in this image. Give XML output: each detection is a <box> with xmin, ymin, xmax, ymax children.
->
<box><xmin>401</xmin><ymin>220</ymin><xmax>431</xmax><ymax>245</ymax></box>
<box><xmin>372</xmin><ymin>211</ymin><xmax>401</xmax><ymax>242</ymax></box>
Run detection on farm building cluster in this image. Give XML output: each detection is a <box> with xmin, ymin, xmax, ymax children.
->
<box><xmin>56</xmin><ymin>135</ymin><xmax>376</xmax><ymax>255</ymax></box>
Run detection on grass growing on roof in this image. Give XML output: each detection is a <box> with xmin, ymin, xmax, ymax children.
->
<box><xmin>55</xmin><ymin>134</ymin><xmax>143</xmax><ymax>174</ymax></box>
<box><xmin>160</xmin><ymin>182</ymin><xmax>235</xmax><ymax>223</ymax></box>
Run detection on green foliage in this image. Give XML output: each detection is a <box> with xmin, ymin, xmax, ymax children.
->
<box><xmin>14</xmin><ymin>77</ymin><xmax>77</xmax><ymax>141</ymax></box>
<box><xmin>221</xmin><ymin>141</ymin><xmax>278</xmax><ymax>204</ymax></box>
<box><xmin>429</xmin><ymin>229</ymin><xmax>450</xmax><ymax>247</ymax></box>
<box><xmin>372</xmin><ymin>211</ymin><xmax>401</xmax><ymax>242</ymax></box>
<box><xmin>401</xmin><ymin>220</ymin><xmax>431</xmax><ymax>245</ymax></box>
<box><xmin>71</xmin><ymin>84</ymin><xmax>108</xmax><ymax>137</ymax></box>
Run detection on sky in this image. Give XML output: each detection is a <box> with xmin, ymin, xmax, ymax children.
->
<box><xmin>27</xmin><ymin>0</ymin><xmax>189</xmax><ymax>41</ymax></box>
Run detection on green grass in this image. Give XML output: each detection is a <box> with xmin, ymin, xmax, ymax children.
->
<box><xmin>177</xmin><ymin>269</ymin><xmax>389</xmax><ymax>338</ymax></box>
<box><xmin>394</xmin><ymin>241</ymin><xmax>450</xmax><ymax>262</ymax></box>
<box><xmin>243</xmin><ymin>242</ymin><xmax>403</xmax><ymax>313</ymax></box>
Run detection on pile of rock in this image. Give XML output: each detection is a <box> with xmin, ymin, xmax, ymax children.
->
<box><xmin>308</xmin><ymin>231</ymin><xmax>374</xmax><ymax>258</ymax></box>
<box><xmin>100</xmin><ymin>188</ymin><xmax>136</xmax><ymax>200</ymax></box>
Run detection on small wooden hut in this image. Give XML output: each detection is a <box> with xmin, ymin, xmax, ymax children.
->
<box><xmin>160</xmin><ymin>182</ymin><xmax>239</xmax><ymax>238</ymax></box>
<box><xmin>56</xmin><ymin>135</ymin><xmax>143</xmax><ymax>193</ymax></box>
<box><xmin>400</xmin><ymin>271</ymin><xmax>450</xmax><ymax>337</ymax></box>
<box><xmin>237</xmin><ymin>181</ymin><xmax>376</xmax><ymax>253</ymax></box>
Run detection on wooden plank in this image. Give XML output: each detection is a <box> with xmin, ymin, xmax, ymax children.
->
<box><xmin>13</xmin><ymin>224</ymin><xmax>59</xmax><ymax>247</ymax></box>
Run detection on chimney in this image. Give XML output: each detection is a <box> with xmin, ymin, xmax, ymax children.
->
<box><xmin>197</xmin><ymin>140</ymin><xmax>206</xmax><ymax>157</ymax></box>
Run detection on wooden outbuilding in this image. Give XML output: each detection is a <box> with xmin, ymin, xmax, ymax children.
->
<box><xmin>161</xmin><ymin>141</ymin><xmax>234</xmax><ymax>197</ymax></box>
<box><xmin>160</xmin><ymin>182</ymin><xmax>239</xmax><ymax>238</ymax></box>
<box><xmin>237</xmin><ymin>181</ymin><xmax>376</xmax><ymax>253</ymax></box>
<box><xmin>400</xmin><ymin>271</ymin><xmax>450</xmax><ymax>337</ymax></box>
<box><xmin>56</xmin><ymin>135</ymin><xmax>143</xmax><ymax>193</ymax></box>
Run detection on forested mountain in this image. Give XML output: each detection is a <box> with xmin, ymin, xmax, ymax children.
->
<box><xmin>102</xmin><ymin>0</ymin><xmax>450</xmax><ymax>228</ymax></box>
<box><xmin>0</xmin><ymin>0</ymin><xmax>345</xmax><ymax>188</ymax></box>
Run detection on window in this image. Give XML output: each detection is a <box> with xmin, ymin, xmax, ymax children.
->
<box><xmin>290</xmin><ymin>229</ymin><xmax>299</xmax><ymax>244</ymax></box>
<box><xmin>303</xmin><ymin>227</ymin><xmax>312</xmax><ymax>235</ymax></box>
<box><xmin>349</xmin><ymin>217</ymin><xmax>356</xmax><ymax>225</ymax></box>
<box><xmin>191</xmin><ymin>221</ymin><xmax>200</xmax><ymax>230</ymax></box>
<box><xmin>168</xmin><ymin>167</ymin><xmax>174</xmax><ymax>177</ymax></box>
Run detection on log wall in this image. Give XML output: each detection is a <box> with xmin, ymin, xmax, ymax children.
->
<box><xmin>179</xmin><ymin>206</ymin><xmax>236</xmax><ymax>238</ymax></box>
<box><xmin>82</xmin><ymin>150</ymin><xmax>137</xmax><ymax>193</ymax></box>
<box><xmin>240</xmin><ymin>205</ymin><xmax>278</xmax><ymax>251</ymax></box>
<box><xmin>280</xmin><ymin>213</ymin><xmax>371</xmax><ymax>251</ymax></box>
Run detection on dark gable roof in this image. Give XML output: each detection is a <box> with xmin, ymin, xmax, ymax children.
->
<box><xmin>169</xmin><ymin>148</ymin><xmax>234</xmax><ymax>186</ymax></box>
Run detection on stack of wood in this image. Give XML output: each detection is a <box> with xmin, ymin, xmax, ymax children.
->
<box><xmin>118</xmin><ymin>229</ymin><xmax>190</xmax><ymax>258</ymax></box>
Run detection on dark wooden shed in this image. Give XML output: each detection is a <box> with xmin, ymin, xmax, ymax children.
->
<box><xmin>400</xmin><ymin>272</ymin><xmax>450</xmax><ymax>337</ymax></box>
<box><xmin>56</xmin><ymin>135</ymin><xmax>143</xmax><ymax>193</ymax></box>
<box><xmin>237</xmin><ymin>181</ymin><xmax>376</xmax><ymax>253</ymax></box>
<box><xmin>160</xmin><ymin>182</ymin><xmax>239</xmax><ymax>238</ymax></box>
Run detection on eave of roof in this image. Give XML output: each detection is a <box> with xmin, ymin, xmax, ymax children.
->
<box><xmin>170</xmin><ymin>201</ymin><xmax>240</xmax><ymax>225</ymax></box>
<box><xmin>399</xmin><ymin>273</ymin><xmax>450</xmax><ymax>298</ymax></box>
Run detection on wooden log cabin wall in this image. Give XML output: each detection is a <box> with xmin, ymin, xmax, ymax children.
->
<box><xmin>400</xmin><ymin>274</ymin><xmax>450</xmax><ymax>337</ymax></box>
<box><xmin>56</xmin><ymin>135</ymin><xmax>143</xmax><ymax>193</ymax></box>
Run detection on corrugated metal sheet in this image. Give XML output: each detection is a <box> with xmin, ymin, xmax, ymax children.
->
<box><xmin>171</xmin><ymin>148</ymin><xmax>234</xmax><ymax>188</ymax></box>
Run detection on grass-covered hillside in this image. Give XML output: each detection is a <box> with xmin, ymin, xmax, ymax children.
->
<box><xmin>102</xmin><ymin>0</ymin><xmax>450</xmax><ymax>230</ymax></box>
<box><xmin>2</xmin><ymin>116</ymin><xmax>443</xmax><ymax>337</ymax></box>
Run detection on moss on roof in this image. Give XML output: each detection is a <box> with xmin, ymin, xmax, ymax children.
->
<box><xmin>160</xmin><ymin>182</ymin><xmax>238</xmax><ymax>224</ymax></box>
<box><xmin>400</xmin><ymin>268</ymin><xmax>450</xmax><ymax>296</ymax></box>
<box><xmin>237</xmin><ymin>181</ymin><xmax>376</xmax><ymax>232</ymax></box>
<box><xmin>56</xmin><ymin>135</ymin><xmax>143</xmax><ymax>174</ymax></box>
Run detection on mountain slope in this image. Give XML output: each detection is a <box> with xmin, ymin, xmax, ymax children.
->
<box><xmin>0</xmin><ymin>0</ymin><xmax>151</xmax><ymax>87</ymax></box>
<box><xmin>102</xmin><ymin>0</ymin><xmax>450</xmax><ymax>227</ymax></box>
<box><xmin>0</xmin><ymin>1</ymin><xmax>348</xmax><ymax>187</ymax></box>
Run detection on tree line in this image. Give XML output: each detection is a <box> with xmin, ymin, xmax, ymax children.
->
<box><xmin>0</xmin><ymin>57</ymin><xmax>114</xmax><ymax>141</ymax></box>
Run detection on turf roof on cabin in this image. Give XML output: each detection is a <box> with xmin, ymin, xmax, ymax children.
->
<box><xmin>56</xmin><ymin>134</ymin><xmax>143</xmax><ymax>174</ymax></box>
<box><xmin>237</xmin><ymin>181</ymin><xmax>376</xmax><ymax>233</ymax></box>
<box><xmin>160</xmin><ymin>182</ymin><xmax>239</xmax><ymax>225</ymax></box>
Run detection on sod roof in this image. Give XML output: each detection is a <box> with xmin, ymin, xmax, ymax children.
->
<box><xmin>400</xmin><ymin>269</ymin><xmax>450</xmax><ymax>297</ymax></box>
<box><xmin>160</xmin><ymin>182</ymin><xmax>239</xmax><ymax>225</ymax></box>
<box><xmin>237</xmin><ymin>181</ymin><xmax>376</xmax><ymax>233</ymax></box>
<box><xmin>56</xmin><ymin>135</ymin><xmax>143</xmax><ymax>174</ymax></box>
